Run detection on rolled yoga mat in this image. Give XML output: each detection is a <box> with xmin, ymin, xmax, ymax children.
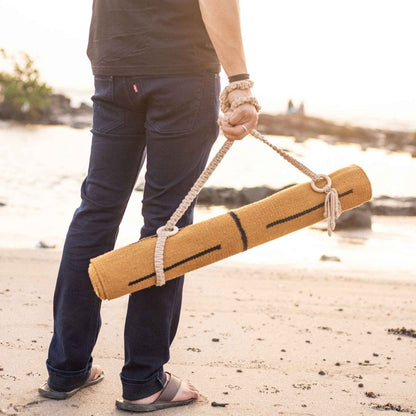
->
<box><xmin>89</xmin><ymin>164</ymin><xmax>372</xmax><ymax>300</ymax></box>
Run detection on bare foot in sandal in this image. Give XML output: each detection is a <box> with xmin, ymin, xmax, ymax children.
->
<box><xmin>116</xmin><ymin>372</ymin><xmax>198</xmax><ymax>412</ymax></box>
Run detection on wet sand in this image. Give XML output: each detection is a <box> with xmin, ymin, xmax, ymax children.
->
<box><xmin>0</xmin><ymin>248</ymin><xmax>415</xmax><ymax>415</ymax></box>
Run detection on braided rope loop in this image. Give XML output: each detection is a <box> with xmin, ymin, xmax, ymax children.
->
<box><xmin>154</xmin><ymin>139</ymin><xmax>234</xmax><ymax>285</ymax></box>
<box><xmin>154</xmin><ymin>226</ymin><xmax>179</xmax><ymax>286</ymax></box>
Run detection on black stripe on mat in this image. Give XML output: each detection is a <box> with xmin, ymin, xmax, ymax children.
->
<box><xmin>229</xmin><ymin>211</ymin><xmax>248</xmax><ymax>251</ymax></box>
<box><xmin>266</xmin><ymin>189</ymin><xmax>353</xmax><ymax>229</ymax></box>
<box><xmin>128</xmin><ymin>244</ymin><xmax>222</xmax><ymax>287</ymax></box>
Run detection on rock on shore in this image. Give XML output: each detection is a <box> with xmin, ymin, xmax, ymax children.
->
<box><xmin>335</xmin><ymin>203</ymin><xmax>372</xmax><ymax>230</ymax></box>
<box><xmin>370</xmin><ymin>196</ymin><xmax>416</xmax><ymax>216</ymax></box>
<box><xmin>257</xmin><ymin>113</ymin><xmax>416</xmax><ymax>155</ymax></box>
<box><xmin>47</xmin><ymin>94</ymin><xmax>92</xmax><ymax>129</ymax></box>
<box><xmin>197</xmin><ymin>184</ymin><xmax>295</xmax><ymax>208</ymax></box>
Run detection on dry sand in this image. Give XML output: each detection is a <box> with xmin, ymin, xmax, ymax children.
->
<box><xmin>0</xmin><ymin>248</ymin><xmax>415</xmax><ymax>416</ymax></box>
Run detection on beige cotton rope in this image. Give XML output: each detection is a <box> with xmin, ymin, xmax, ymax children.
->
<box><xmin>154</xmin><ymin>80</ymin><xmax>342</xmax><ymax>286</ymax></box>
<box><xmin>154</xmin><ymin>139</ymin><xmax>234</xmax><ymax>286</ymax></box>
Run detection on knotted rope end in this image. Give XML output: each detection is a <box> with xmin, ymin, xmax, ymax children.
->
<box><xmin>324</xmin><ymin>188</ymin><xmax>342</xmax><ymax>236</ymax></box>
<box><xmin>310</xmin><ymin>175</ymin><xmax>342</xmax><ymax>237</ymax></box>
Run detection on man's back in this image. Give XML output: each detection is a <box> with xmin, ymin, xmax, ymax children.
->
<box><xmin>87</xmin><ymin>0</ymin><xmax>220</xmax><ymax>76</ymax></box>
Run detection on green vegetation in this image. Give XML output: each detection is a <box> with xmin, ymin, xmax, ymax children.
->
<box><xmin>0</xmin><ymin>49</ymin><xmax>52</xmax><ymax>122</ymax></box>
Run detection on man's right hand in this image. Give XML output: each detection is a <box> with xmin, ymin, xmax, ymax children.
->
<box><xmin>219</xmin><ymin>88</ymin><xmax>259</xmax><ymax>141</ymax></box>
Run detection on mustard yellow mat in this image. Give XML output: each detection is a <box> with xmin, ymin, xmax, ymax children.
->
<box><xmin>89</xmin><ymin>165</ymin><xmax>372</xmax><ymax>300</ymax></box>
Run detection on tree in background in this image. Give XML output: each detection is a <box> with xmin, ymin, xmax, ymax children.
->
<box><xmin>0</xmin><ymin>49</ymin><xmax>52</xmax><ymax>122</ymax></box>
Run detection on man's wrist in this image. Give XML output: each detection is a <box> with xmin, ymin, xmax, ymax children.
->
<box><xmin>228</xmin><ymin>73</ymin><xmax>250</xmax><ymax>83</ymax></box>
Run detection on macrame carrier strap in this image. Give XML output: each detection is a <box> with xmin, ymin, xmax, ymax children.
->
<box><xmin>153</xmin><ymin>139</ymin><xmax>234</xmax><ymax>286</ymax></box>
<box><xmin>154</xmin><ymin>81</ymin><xmax>342</xmax><ymax>286</ymax></box>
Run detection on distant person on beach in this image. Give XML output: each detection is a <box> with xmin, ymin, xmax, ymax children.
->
<box><xmin>39</xmin><ymin>0</ymin><xmax>258</xmax><ymax>413</ymax></box>
<box><xmin>287</xmin><ymin>98</ymin><xmax>295</xmax><ymax>114</ymax></box>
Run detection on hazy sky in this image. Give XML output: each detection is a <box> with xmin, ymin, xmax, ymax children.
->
<box><xmin>1</xmin><ymin>0</ymin><xmax>415</xmax><ymax>128</ymax></box>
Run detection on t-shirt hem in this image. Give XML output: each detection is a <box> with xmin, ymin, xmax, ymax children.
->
<box><xmin>92</xmin><ymin>63</ymin><xmax>221</xmax><ymax>76</ymax></box>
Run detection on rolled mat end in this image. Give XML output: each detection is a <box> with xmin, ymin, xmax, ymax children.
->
<box><xmin>89</xmin><ymin>262</ymin><xmax>108</xmax><ymax>300</ymax></box>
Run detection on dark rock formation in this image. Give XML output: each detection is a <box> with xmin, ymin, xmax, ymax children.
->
<box><xmin>370</xmin><ymin>196</ymin><xmax>416</xmax><ymax>216</ymax></box>
<box><xmin>197</xmin><ymin>184</ymin><xmax>295</xmax><ymax>208</ymax></box>
<box><xmin>47</xmin><ymin>94</ymin><xmax>92</xmax><ymax>129</ymax></box>
<box><xmin>257</xmin><ymin>113</ymin><xmax>416</xmax><ymax>155</ymax></box>
<box><xmin>335</xmin><ymin>203</ymin><xmax>372</xmax><ymax>230</ymax></box>
<box><xmin>197</xmin><ymin>187</ymin><xmax>241</xmax><ymax>207</ymax></box>
<box><xmin>49</xmin><ymin>93</ymin><xmax>72</xmax><ymax>114</ymax></box>
<box><xmin>0</xmin><ymin>91</ymin><xmax>92</xmax><ymax>128</ymax></box>
<box><xmin>320</xmin><ymin>254</ymin><xmax>341</xmax><ymax>262</ymax></box>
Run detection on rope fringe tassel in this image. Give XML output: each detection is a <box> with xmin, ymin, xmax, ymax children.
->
<box><xmin>324</xmin><ymin>188</ymin><xmax>342</xmax><ymax>236</ymax></box>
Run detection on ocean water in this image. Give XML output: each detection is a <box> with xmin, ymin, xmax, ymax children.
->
<box><xmin>1</xmin><ymin>124</ymin><xmax>415</xmax><ymax>279</ymax></box>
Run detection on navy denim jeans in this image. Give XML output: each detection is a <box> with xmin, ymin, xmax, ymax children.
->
<box><xmin>46</xmin><ymin>72</ymin><xmax>220</xmax><ymax>400</ymax></box>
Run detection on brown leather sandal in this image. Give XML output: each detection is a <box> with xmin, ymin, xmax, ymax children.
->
<box><xmin>115</xmin><ymin>373</ymin><xmax>197</xmax><ymax>413</ymax></box>
<box><xmin>38</xmin><ymin>365</ymin><xmax>104</xmax><ymax>400</ymax></box>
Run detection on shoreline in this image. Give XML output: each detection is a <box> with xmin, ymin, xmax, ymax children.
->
<box><xmin>1</xmin><ymin>122</ymin><xmax>415</xmax><ymax>215</ymax></box>
<box><xmin>1</xmin><ymin>101</ymin><xmax>415</xmax><ymax>154</ymax></box>
<box><xmin>0</xmin><ymin>248</ymin><xmax>415</xmax><ymax>415</ymax></box>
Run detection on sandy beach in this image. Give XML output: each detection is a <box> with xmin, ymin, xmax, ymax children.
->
<box><xmin>0</xmin><ymin>248</ymin><xmax>415</xmax><ymax>416</ymax></box>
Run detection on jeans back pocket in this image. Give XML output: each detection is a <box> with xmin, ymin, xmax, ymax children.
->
<box><xmin>92</xmin><ymin>76</ymin><xmax>124</xmax><ymax>134</ymax></box>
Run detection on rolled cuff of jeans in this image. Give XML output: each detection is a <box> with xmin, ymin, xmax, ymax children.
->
<box><xmin>121</xmin><ymin>370</ymin><xmax>167</xmax><ymax>400</ymax></box>
<box><xmin>46</xmin><ymin>358</ymin><xmax>92</xmax><ymax>392</ymax></box>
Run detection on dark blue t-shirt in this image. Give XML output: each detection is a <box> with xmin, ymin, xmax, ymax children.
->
<box><xmin>87</xmin><ymin>0</ymin><xmax>220</xmax><ymax>75</ymax></box>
